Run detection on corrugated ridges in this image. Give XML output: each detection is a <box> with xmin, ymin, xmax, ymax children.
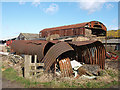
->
<box><xmin>41</xmin><ymin>41</ymin><xmax>74</xmax><ymax>71</ymax></box>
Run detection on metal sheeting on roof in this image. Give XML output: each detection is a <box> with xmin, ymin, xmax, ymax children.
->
<box><xmin>68</xmin><ymin>40</ymin><xmax>101</xmax><ymax>46</ymax></box>
<box><xmin>41</xmin><ymin>42</ymin><xmax>74</xmax><ymax>71</ymax></box>
<box><xmin>41</xmin><ymin>22</ymin><xmax>88</xmax><ymax>32</ymax></box>
<box><xmin>40</xmin><ymin>21</ymin><xmax>107</xmax><ymax>32</ymax></box>
<box><xmin>0</xmin><ymin>36</ymin><xmax>17</xmax><ymax>41</ymax></box>
<box><xmin>18</xmin><ymin>33</ymin><xmax>39</xmax><ymax>40</ymax></box>
<box><xmin>102</xmin><ymin>39</ymin><xmax>120</xmax><ymax>44</ymax></box>
<box><xmin>20</xmin><ymin>33</ymin><xmax>39</xmax><ymax>38</ymax></box>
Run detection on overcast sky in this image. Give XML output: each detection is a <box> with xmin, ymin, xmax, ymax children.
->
<box><xmin>1</xmin><ymin>1</ymin><xmax>119</xmax><ymax>39</ymax></box>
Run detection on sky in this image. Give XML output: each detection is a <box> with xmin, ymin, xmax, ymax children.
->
<box><xmin>1</xmin><ymin>1</ymin><xmax>119</xmax><ymax>39</ymax></box>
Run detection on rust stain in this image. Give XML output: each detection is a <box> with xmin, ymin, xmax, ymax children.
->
<box><xmin>59</xmin><ymin>58</ymin><xmax>73</xmax><ymax>77</ymax></box>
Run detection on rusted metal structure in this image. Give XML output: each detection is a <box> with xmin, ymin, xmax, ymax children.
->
<box><xmin>41</xmin><ymin>41</ymin><xmax>74</xmax><ymax>71</ymax></box>
<box><xmin>68</xmin><ymin>41</ymin><xmax>105</xmax><ymax>69</ymax></box>
<box><xmin>10</xmin><ymin>40</ymin><xmax>55</xmax><ymax>61</ymax></box>
<box><xmin>40</xmin><ymin>21</ymin><xmax>107</xmax><ymax>38</ymax></box>
<box><xmin>10</xmin><ymin>40</ymin><xmax>106</xmax><ymax>73</ymax></box>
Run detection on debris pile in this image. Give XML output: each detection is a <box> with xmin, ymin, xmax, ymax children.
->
<box><xmin>10</xmin><ymin>40</ymin><xmax>106</xmax><ymax>79</ymax></box>
<box><xmin>54</xmin><ymin>58</ymin><xmax>100</xmax><ymax>79</ymax></box>
<box><xmin>2</xmin><ymin>54</ymin><xmax>24</xmax><ymax>76</ymax></box>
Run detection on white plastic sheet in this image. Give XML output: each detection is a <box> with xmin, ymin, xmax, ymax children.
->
<box><xmin>70</xmin><ymin>60</ymin><xmax>83</xmax><ymax>70</ymax></box>
<box><xmin>0</xmin><ymin>52</ymin><xmax>9</xmax><ymax>56</ymax></box>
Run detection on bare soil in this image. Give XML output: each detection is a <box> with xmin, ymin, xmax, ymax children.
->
<box><xmin>2</xmin><ymin>77</ymin><xmax>24</xmax><ymax>88</ymax></box>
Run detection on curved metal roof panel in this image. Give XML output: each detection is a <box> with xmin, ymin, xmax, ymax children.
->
<box><xmin>41</xmin><ymin>41</ymin><xmax>74</xmax><ymax>71</ymax></box>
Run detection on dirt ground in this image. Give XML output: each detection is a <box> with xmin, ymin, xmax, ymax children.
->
<box><xmin>2</xmin><ymin>77</ymin><xmax>24</xmax><ymax>88</ymax></box>
<box><xmin>105</xmin><ymin>59</ymin><xmax>119</xmax><ymax>69</ymax></box>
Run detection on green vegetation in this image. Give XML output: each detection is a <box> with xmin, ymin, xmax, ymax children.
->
<box><xmin>2</xmin><ymin>68</ymin><xmax>42</xmax><ymax>88</ymax></box>
<box><xmin>85</xmin><ymin>82</ymin><xmax>102</xmax><ymax>88</ymax></box>
<box><xmin>2</xmin><ymin>67</ymin><xmax>119</xmax><ymax>88</ymax></box>
<box><xmin>85</xmin><ymin>80</ymin><xmax>118</xmax><ymax>88</ymax></box>
<box><xmin>107</xmin><ymin>29</ymin><xmax>120</xmax><ymax>38</ymax></box>
<box><xmin>98</xmin><ymin>70</ymin><xmax>107</xmax><ymax>76</ymax></box>
<box><xmin>106</xmin><ymin>69</ymin><xmax>118</xmax><ymax>78</ymax></box>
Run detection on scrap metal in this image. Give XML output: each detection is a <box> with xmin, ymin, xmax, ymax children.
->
<box><xmin>10</xmin><ymin>40</ymin><xmax>50</xmax><ymax>61</ymax></box>
<box><xmin>41</xmin><ymin>41</ymin><xmax>74</xmax><ymax>71</ymax></box>
<box><xmin>59</xmin><ymin>58</ymin><xmax>73</xmax><ymax>77</ymax></box>
<box><xmin>68</xmin><ymin>40</ymin><xmax>105</xmax><ymax>69</ymax></box>
<box><xmin>10</xmin><ymin>40</ymin><xmax>106</xmax><ymax>72</ymax></box>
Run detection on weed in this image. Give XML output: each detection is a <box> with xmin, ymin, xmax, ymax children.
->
<box><xmin>102</xmin><ymin>80</ymin><xmax>118</xmax><ymax>88</ymax></box>
<box><xmin>106</xmin><ymin>69</ymin><xmax>117</xmax><ymax>78</ymax></box>
<box><xmin>98</xmin><ymin>70</ymin><xmax>107</xmax><ymax>76</ymax></box>
<box><xmin>77</xmin><ymin>83</ymin><xmax>85</xmax><ymax>88</ymax></box>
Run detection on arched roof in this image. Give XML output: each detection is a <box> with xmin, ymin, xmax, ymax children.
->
<box><xmin>40</xmin><ymin>21</ymin><xmax>107</xmax><ymax>32</ymax></box>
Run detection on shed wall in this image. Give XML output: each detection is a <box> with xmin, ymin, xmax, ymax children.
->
<box><xmin>41</xmin><ymin>27</ymin><xmax>85</xmax><ymax>38</ymax></box>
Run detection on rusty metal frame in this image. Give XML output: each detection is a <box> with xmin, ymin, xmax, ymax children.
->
<box><xmin>68</xmin><ymin>41</ymin><xmax>105</xmax><ymax>69</ymax></box>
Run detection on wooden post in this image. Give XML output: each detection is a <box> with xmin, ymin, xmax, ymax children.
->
<box><xmin>34</xmin><ymin>55</ymin><xmax>37</xmax><ymax>75</ymax></box>
<box><xmin>105</xmin><ymin>31</ymin><xmax>107</xmax><ymax>50</ymax></box>
<box><xmin>24</xmin><ymin>55</ymin><xmax>31</xmax><ymax>78</ymax></box>
<box><xmin>54</xmin><ymin>62</ymin><xmax>57</xmax><ymax>75</ymax></box>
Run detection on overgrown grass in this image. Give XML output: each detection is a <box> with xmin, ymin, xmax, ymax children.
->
<box><xmin>106</xmin><ymin>69</ymin><xmax>118</xmax><ymax>78</ymax></box>
<box><xmin>84</xmin><ymin>80</ymin><xmax>119</xmax><ymax>88</ymax></box>
<box><xmin>98</xmin><ymin>70</ymin><xmax>107</xmax><ymax>76</ymax></box>
<box><xmin>102</xmin><ymin>80</ymin><xmax>119</xmax><ymax>88</ymax></box>
<box><xmin>2</xmin><ymin>67</ymin><xmax>51</xmax><ymax>88</ymax></box>
<box><xmin>2</xmin><ymin>67</ymin><xmax>119</xmax><ymax>88</ymax></box>
<box><xmin>59</xmin><ymin>81</ymin><xmax>77</xmax><ymax>88</ymax></box>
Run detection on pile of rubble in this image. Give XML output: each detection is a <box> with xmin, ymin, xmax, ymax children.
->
<box><xmin>2</xmin><ymin>54</ymin><xmax>24</xmax><ymax>77</ymax></box>
<box><xmin>54</xmin><ymin>58</ymin><xmax>100</xmax><ymax>80</ymax></box>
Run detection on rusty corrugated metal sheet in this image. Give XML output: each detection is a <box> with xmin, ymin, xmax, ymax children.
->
<box><xmin>41</xmin><ymin>41</ymin><xmax>74</xmax><ymax>71</ymax></box>
<box><xmin>10</xmin><ymin>40</ymin><xmax>49</xmax><ymax>61</ymax></box>
<box><xmin>48</xmin><ymin>40</ymin><xmax>60</xmax><ymax>44</ymax></box>
<box><xmin>41</xmin><ymin>22</ymin><xmax>88</xmax><ymax>32</ymax></box>
<box><xmin>40</xmin><ymin>21</ymin><xmax>107</xmax><ymax>38</ymax></box>
<box><xmin>59</xmin><ymin>58</ymin><xmax>73</xmax><ymax>77</ymax></box>
<box><xmin>69</xmin><ymin>40</ymin><xmax>105</xmax><ymax>69</ymax></box>
<box><xmin>68</xmin><ymin>40</ymin><xmax>99</xmax><ymax>46</ymax></box>
<box><xmin>10</xmin><ymin>40</ymin><xmax>105</xmax><ymax>70</ymax></box>
<box><xmin>40</xmin><ymin>21</ymin><xmax>107</xmax><ymax>32</ymax></box>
